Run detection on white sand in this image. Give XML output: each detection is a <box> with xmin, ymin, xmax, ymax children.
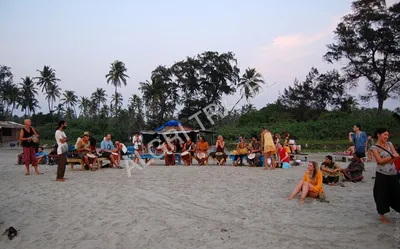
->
<box><xmin>0</xmin><ymin>148</ymin><xmax>398</xmax><ymax>249</ymax></box>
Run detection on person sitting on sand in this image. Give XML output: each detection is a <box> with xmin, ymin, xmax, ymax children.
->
<box><xmin>277</xmin><ymin>143</ymin><xmax>290</xmax><ymax>168</ymax></box>
<box><xmin>320</xmin><ymin>155</ymin><xmax>342</xmax><ymax>185</ymax></box>
<box><xmin>345</xmin><ymin>144</ymin><xmax>355</xmax><ymax>155</ymax></box>
<box><xmin>341</xmin><ymin>152</ymin><xmax>364</xmax><ymax>182</ymax></box>
<box><xmin>288</xmin><ymin>161</ymin><xmax>324</xmax><ymax>204</ymax></box>
<box><xmin>36</xmin><ymin>146</ymin><xmax>48</xmax><ymax>164</ymax></box>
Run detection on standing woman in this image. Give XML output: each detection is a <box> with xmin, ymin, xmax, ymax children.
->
<box><xmin>19</xmin><ymin>119</ymin><xmax>40</xmax><ymax>175</ymax></box>
<box><xmin>370</xmin><ymin>128</ymin><xmax>400</xmax><ymax>224</ymax></box>
<box><xmin>262</xmin><ymin>127</ymin><xmax>277</xmax><ymax>170</ymax></box>
<box><xmin>55</xmin><ymin>120</ymin><xmax>68</xmax><ymax>182</ymax></box>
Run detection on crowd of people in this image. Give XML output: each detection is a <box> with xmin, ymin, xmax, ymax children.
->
<box><xmin>18</xmin><ymin>119</ymin><xmax>400</xmax><ymax>224</ymax></box>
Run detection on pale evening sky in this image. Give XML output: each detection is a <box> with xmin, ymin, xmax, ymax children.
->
<box><xmin>1</xmin><ymin>0</ymin><xmax>399</xmax><ymax>114</ymax></box>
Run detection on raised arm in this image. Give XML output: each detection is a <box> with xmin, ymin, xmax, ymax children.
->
<box><xmin>348</xmin><ymin>132</ymin><xmax>354</xmax><ymax>143</ymax></box>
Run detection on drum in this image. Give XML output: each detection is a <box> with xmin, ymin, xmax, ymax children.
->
<box><xmin>248</xmin><ymin>153</ymin><xmax>256</xmax><ymax>160</ymax></box>
<box><xmin>112</xmin><ymin>152</ymin><xmax>119</xmax><ymax>156</ymax></box>
<box><xmin>31</xmin><ymin>135</ymin><xmax>39</xmax><ymax>143</ymax></box>
<box><xmin>166</xmin><ymin>151</ymin><xmax>173</xmax><ymax>155</ymax></box>
<box><xmin>215</xmin><ymin>151</ymin><xmax>224</xmax><ymax>160</ymax></box>
<box><xmin>181</xmin><ymin>151</ymin><xmax>190</xmax><ymax>160</ymax></box>
<box><xmin>87</xmin><ymin>153</ymin><xmax>96</xmax><ymax>159</ymax></box>
<box><xmin>239</xmin><ymin>148</ymin><xmax>248</xmax><ymax>155</ymax></box>
<box><xmin>197</xmin><ymin>152</ymin><xmax>206</xmax><ymax>159</ymax></box>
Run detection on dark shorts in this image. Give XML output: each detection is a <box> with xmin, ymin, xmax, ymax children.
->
<box><xmin>356</xmin><ymin>152</ymin><xmax>366</xmax><ymax>158</ymax></box>
<box><xmin>102</xmin><ymin>151</ymin><xmax>112</xmax><ymax>158</ymax></box>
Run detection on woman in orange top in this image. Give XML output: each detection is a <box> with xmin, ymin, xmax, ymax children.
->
<box><xmin>195</xmin><ymin>136</ymin><xmax>210</xmax><ymax>166</ymax></box>
<box><xmin>288</xmin><ymin>161</ymin><xmax>324</xmax><ymax>204</ymax></box>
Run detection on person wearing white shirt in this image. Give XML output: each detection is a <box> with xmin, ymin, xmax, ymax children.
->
<box><xmin>132</xmin><ymin>132</ymin><xmax>143</xmax><ymax>163</ymax></box>
<box><xmin>55</xmin><ymin>120</ymin><xmax>68</xmax><ymax>182</ymax></box>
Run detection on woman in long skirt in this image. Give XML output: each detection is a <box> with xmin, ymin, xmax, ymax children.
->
<box><xmin>370</xmin><ymin>128</ymin><xmax>400</xmax><ymax>224</ymax></box>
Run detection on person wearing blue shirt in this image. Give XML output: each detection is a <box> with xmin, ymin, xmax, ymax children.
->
<box><xmin>36</xmin><ymin>146</ymin><xmax>48</xmax><ymax>164</ymax></box>
<box><xmin>348</xmin><ymin>124</ymin><xmax>368</xmax><ymax>158</ymax></box>
<box><xmin>100</xmin><ymin>134</ymin><xmax>121</xmax><ymax>169</ymax></box>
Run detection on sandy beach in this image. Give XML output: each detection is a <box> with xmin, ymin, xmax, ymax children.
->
<box><xmin>0</xmin><ymin>147</ymin><xmax>398</xmax><ymax>249</ymax></box>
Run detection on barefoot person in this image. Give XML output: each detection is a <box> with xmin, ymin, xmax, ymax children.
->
<box><xmin>288</xmin><ymin>161</ymin><xmax>324</xmax><ymax>204</ymax></box>
<box><xmin>19</xmin><ymin>119</ymin><xmax>40</xmax><ymax>175</ymax></box>
<box><xmin>341</xmin><ymin>152</ymin><xmax>365</xmax><ymax>182</ymax></box>
<box><xmin>370</xmin><ymin>127</ymin><xmax>400</xmax><ymax>224</ymax></box>
<box><xmin>261</xmin><ymin>127</ymin><xmax>276</xmax><ymax>170</ymax></box>
<box><xmin>320</xmin><ymin>155</ymin><xmax>341</xmax><ymax>186</ymax></box>
<box><xmin>55</xmin><ymin>120</ymin><xmax>68</xmax><ymax>182</ymax></box>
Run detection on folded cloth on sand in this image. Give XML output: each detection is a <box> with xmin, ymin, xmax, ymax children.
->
<box><xmin>282</xmin><ymin>162</ymin><xmax>291</xmax><ymax>169</ymax></box>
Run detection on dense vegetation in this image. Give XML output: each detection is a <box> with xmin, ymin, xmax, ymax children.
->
<box><xmin>0</xmin><ymin>0</ymin><xmax>399</xmax><ymax>151</ymax></box>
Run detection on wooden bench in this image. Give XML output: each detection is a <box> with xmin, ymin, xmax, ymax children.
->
<box><xmin>67</xmin><ymin>157</ymin><xmax>109</xmax><ymax>170</ymax></box>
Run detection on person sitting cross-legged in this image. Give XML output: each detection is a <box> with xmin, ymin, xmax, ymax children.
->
<box><xmin>321</xmin><ymin>155</ymin><xmax>342</xmax><ymax>186</ymax></box>
<box><xmin>36</xmin><ymin>146</ymin><xmax>48</xmax><ymax>164</ymax></box>
<box><xmin>341</xmin><ymin>152</ymin><xmax>365</xmax><ymax>182</ymax></box>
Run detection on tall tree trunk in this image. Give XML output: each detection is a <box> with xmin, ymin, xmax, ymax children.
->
<box><xmin>377</xmin><ymin>98</ymin><xmax>384</xmax><ymax>116</ymax></box>
<box><xmin>229</xmin><ymin>95</ymin><xmax>244</xmax><ymax>114</ymax></box>
<box><xmin>48</xmin><ymin>98</ymin><xmax>51</xmax><ymax>114</ymax></box>
<box><xmin>115</xmin><ymin>86</ymin><xmax>118</xmax><ymax>117</ymax></box>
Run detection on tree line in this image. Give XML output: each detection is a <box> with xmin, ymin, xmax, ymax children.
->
<box><xmin>0</xmin><ymin>0</ymin><xmax>399</xmax><ymax>143</ymax></box>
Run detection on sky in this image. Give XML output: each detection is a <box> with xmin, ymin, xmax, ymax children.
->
<box><xmin>1</xmin><ymin>0</ymin><xmax>399</xmax><ymax>115</ymax></box>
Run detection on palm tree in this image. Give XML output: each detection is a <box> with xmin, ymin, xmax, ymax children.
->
<box><xmin>230</xmin><ymin>68</ymin><xmax>265</xmax><ymax>113</ymax></box>
<box><xmin>35</xmin><ymin>65</ymin><xmax>60</xmax><ymax>113</ymax></box>
<box><xmin>9</xmin><ymin>83</ymin><xmax>20</xmax><ymax>116</ymax></box>
<box><xmin>111</xmin><ymin>92</ymin><xmax>123</xmax><ymax>113</ymax></box>
<box><xmin>45</xmin><ymin>83</ymin><xmax>62</xmax><ymax>112</ymax></box>
<box><xmin>91</xmin><ymin>88</ymin><xmax>107</xmax><ymax>109</ymax></box>
<box><xmin>19</xmin><ymin>77</ymin><xmax>39</xmax><ymax>116</ymax></box>
<box><xmin>105</xmin><ymin>60</ymin><xmax>129</xmax><ymax>115</ymax></box>
<box><xmin>54</xmin><ymin>103</ymin><xmax>65</xmax><ymax>119</ymax></box>
<box><xmin>78</xmin><ymin>96</ymin><xmax>90</xmax><ymax>116</ymax></box>
<box><xmin>64</xmin><ymin>107</ymin><xmax>75</xmax><ymax>120</ymax></box>
<box><xmin>0</xmin><ymin>82</ymin><xmax>19</xmax><ymax>116</ymax></box>
<box><xmin>61</xmin><ymin>90</ymin><xmax>78</xmax><ymax>116</ymax></box>
<box><xmin>139</xmin><ymin>77</ymin><xmax>163</xmax><ymax>123</ymax></box>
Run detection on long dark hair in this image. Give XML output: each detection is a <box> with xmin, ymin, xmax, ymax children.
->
<box><xmin>56</xmin><ymin>120</ymin><xmax>66</xmax><ymax>131</ymax></box>
<box><xmin>374</xmin><ymin>127</ymin><xmax>389</xmax><ymax>140</ymax></box>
